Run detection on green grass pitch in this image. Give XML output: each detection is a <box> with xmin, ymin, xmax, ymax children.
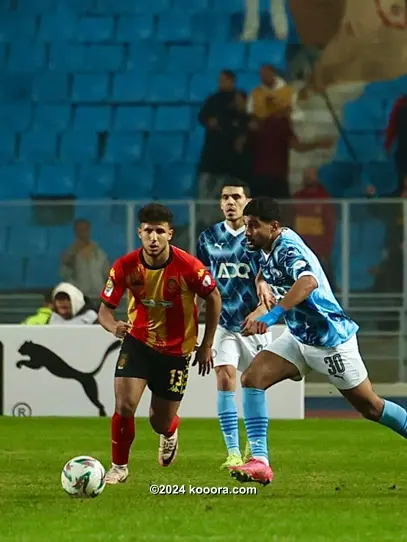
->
<box><xmin>1</xmin><ymin>417</ymin><xmax>407</xmax><ymax>542</ymax></box>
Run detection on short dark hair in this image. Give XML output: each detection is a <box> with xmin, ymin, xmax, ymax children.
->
<box><xmin>138</xmin><ymin>203</ymin><xmax>173</xmax><ymax>226</ymax></box>
<box><xmin>221</xmin><ymin>179</ymin><xmax>251</xmax><ymax>198</ymax></box>
<box><xmin>221</xmin><ymin>69</ymin><xmax>236</xmax><ymax>81</ymax></box>
<box><xmin>243</xmin><ymin>197</ymin><xmax>281</xmax><ymax>223</ymax></box>
<box><xmin>54</xmin><ymin>292</ymin><xmax>70</xmax><ymax>302</ymax></box>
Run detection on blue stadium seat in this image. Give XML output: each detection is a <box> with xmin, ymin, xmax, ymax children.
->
<box><xmin>33</xmin><ymin>105</ymin><xmax>71</xmax><ymax>132</ymax></box>
<box><xmin>0</xmin><ymin>257</ymin><xmax>24</xmax><ymax>290</ymax></box>
<box><xmin>0</xmin><ymin>16</ymin><xmax>36</xmax><ymax>41</ymax></box>
<box><xmin>114</xmin><ymin>164</ymin><xmax>154</xmax><ymax>198</ymax></box>
<box><xmin>72</xmin><ymin>74</ymin><xmax>109</xmax><ymax>102</ymax></box>
<box><xmin>59</xmin><ymin>0</ymin><xmax>96</xmax><ymax>11</ymax></box>
<box><xmin>0</xmin><ymin>131</ymin><xmax>16</xmax><ymax>160</ymax></box>
<box><xmin>16</xmin><ymin>0</ymin><xmax>55</xmax><ymax>12</ymax></box>
<box><xmin>8</xmin><ymin>227</ymin><xmax>49</xmax><ymax>256</ymax></box>
<box><xmin>74</xmin><ymin>106</ymin><xmax>111</xmax><ymax>131</ymax></box>
<box><xmin>77</xmin><ymin>17</ymin><xmax>114</xmax><ymax>41</ymax></box>
<box><xmin>0</xmin><ymin>44</ymin><xmax>6</xmax><ymax>68</ymax></box>
<box><xmin>117</xmin><ymin>15</ymin><xmax>155</xmax><ymax>41</ymax></box>
<box><xmin>0</xmin><ymin>104</ymin><xmax>31</xmax><ymax>131</ymax></box>
<box><xmin>0</xmin><ymin>166</ymin><xmax>34</xmax><ymax>199</ymax></box>
<box><xmin>38</xmin><ymin>10</ymin><xmax>76</xmax><ymax>41</ymax></box>
<box><xmin>172</xmin><ymin>0</ymin><xmax>209</xmax><ymax>11</ymax></box>
<box><xmin>127</xmin><ymin>43</ymin><xmax>167</xmax><ymax>73</ymax></box>
<box><xmin>248</xmin><ymin>41</ymin><xmax>287</xmax><ymax>72</ymax></box>
<box><xmin>185</xmin><ymin>128</ymin><xmax>204</xmax><ymax>163</ymax></box>
<box><xmin>0</xmin><ymin>224</ymin><xmax>6</xmax><ymax>254</ymax></box>
<box><xmin>76</xmin><ymin>165</ymin><xmax>115</xmax><ymax>198</ymax></box>
<box><xmin>208</xmin><ymin>43</ymin><xmax>246</xmax><ymax>71</ymax></box>
<box><xmin>155</xmin><ymin>165</ymin><xmax>196</xmax><ymax>198</ymax></box>
<box><xmin>112</xmin><ymin>73</ymin><xmax>148</xmax><ymax>101</ymax></box>
<box><xmin>32</xmin><ymin>74</ymin><xmax>69</xmax><ymax>102</ymax></box>
<box><xmin>83</xmin><ymin>45</ymin><xmax>125</xmax><ymax>72</ymax></box>
<box><xmin>92</xmin><ymin>225</ymin><xmax>127</xmax><ymax>262</ymax></box>
<box><xmin>8</xmin><ymin>42</ymin><xmax>45</xmax><ymax>73</ymax></box>
<box><xmin>49</xmin><ymin>44</ymin><xmax>85</xmax><ymax>72</ymax></box>
<box><xmin>167</xmin><ymin>204</ymin><xmax>189</xmax><ymax>227</ymax></box>
<box><xmin>36</xmin><ymin>165</ymin><xmax>76</xmax><ymax>197</ymax></box>
<box><xmin>25</xmin><ymin>255</ymin><xmax>61</xmax><ymax>289</ymax></box>
<box><xmin>191</xmin><ymin>14</ymin><xmax>229</xmax><ymax>43</ymax></box>
<box><xmin>155</xmin><ymin>106</ymin><xmax>191</xmax><ymax>131</ymax></box>
<box><xmin>0</xmin><ymin>205</ymin><xmax>31</xmax><ymax>227</ymax></box>
<box><xmin>132</xmin><ymin>0</ymin><xmax>171</xmax><ymax>14</ymax></box>
<box><xmin>157</xmin><ymin>12</ymin><xmax>191</xmax><ymax>42</ymax></box>
<box><xmin>114</xmin><ymin>106</ymin><xmax>153</xmax><ymax>131</ymax></box>
<box><xmin>189</xmin><ymin>73</ymin><xmax>217</xmax><ymax>102</ymax></box>
<box><xmin>104</xmin><ymin>132</ymin><xmax>144</xmax><ymax>163</ymax></box>
<box><xmin>147</xmin><ymin>133</ymin><xmax>185</xmax><ymax>163</ymax></box>
<box><xmin>75</xmin><ymin>204</ymin><xmax>112</xmax><ymax>225</ymax></box>
<box><xmin>60</xmin><ymin>132</ymin><xmax>98</xmax><ymax>162</ymax></box>
<box><xmin>48</xmin><ymin>226</ymin><xmax>73</xmax><ymax>254</ymax></box>
<box><xmin>96</xmin><ymin>0</ymin><xmax>169</xmax><ymax>13</ymax></box>
<box><xmin>238</xmin><ymin>72</ymin><xmax>258</xmax><ymax>93</ymax></box>
<box><xmin>167</xmin><ymin>45</ymin><xmax>206</xmax><ymax>73</ymax></box>
<box><xmin>148</xmin><ymin>74</ymin><xmax>188</xmax><ymax>103</ymax></box>
<box><xmin>212</xmin><ymin>0</ymin><xmax>245</xmax><ymax>11</ymax></box>
<box><xmin>20</xmin><ymin>132</ymin><xmax>57</xmax><ymax>162</ymax></box>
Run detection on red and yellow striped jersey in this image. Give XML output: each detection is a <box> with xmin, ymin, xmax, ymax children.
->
<box><xmin>100</xmin><ymin>246</ymin><xmax>216</xmax><ymax>357</ymax></box>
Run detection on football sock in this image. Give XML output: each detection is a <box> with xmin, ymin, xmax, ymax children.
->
<box><xmin>164</xmin><ymin>415</ymin><xmax>180</xmax><ymax>438</ymax></box>
<box><xmin>242</xmin><ymin>387</ymin><xmax>269</xmax><ymax>465</ymax></box>
<box><xmin>111</xmin><ymin>412</ymin><xmax>135</xmax><ymax>466</ymax></box>
<box><xmin>217</xmin><ymin>391</ymin><xmax>240</xmax><ymax>455</ymax></box>
<box><xmin>378</xmin><ymin>400</ymin><xmax>407</xmax><ymax>438</ymax></box>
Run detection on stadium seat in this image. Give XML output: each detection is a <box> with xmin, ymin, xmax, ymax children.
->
<box><xmin>154</xmin><ymin>165</ymin><xmax>196</xmax><ymax>198</ymax></box>
<box><xmin>0</xmin><ymin>165</ymin><xmax>35</xmax><ymax>199</ymax></box>
<box><xmin>212</xmin><ymin>0</ymin><xmax>246</xmax><ymax>12</ymax></box>
<box><xmin>157</xmin><ymin>12</ymin><xmax>191</xmax><ymax>42</ymax></box>
<box><xmin>207</xmin><ymin>43</ymin><xmax>247</xmax><ymax>71</ymax></box>
<box><xmin>25</xmin><ymin>255</ymin><xmax>61</xmax><ymax>289</ymax></box>
<box><xmin>167</xmin><ymin>46</ymin><xmax>206</xmax><ymax>73</ymax></box>
<box><xmin>0</xmin><ymin>206</ymin><xmax>30</xmax><ymax>228</ymax></box>
<box><xmin>82</xmin><ymin>45</ymin><xmax>125</xmax><ymax>73</ymax></box>
<box><xmin>114</xmin><ymin>106</ymin><xmax>153</xmax><ymax>131</ymax></box>
<box><xmin>189</xmin><ymin>73</ymin><xmax>217</xmax><ymax>103</ymax></box>
<box><xmin>20</xmin><ymin>132</ymin><xmax>57</xmax><ymax>162</ymax></box>
<box><xmin>96</xmin><ymin>0</ymin><xmax>169</xmax><ymax>13</ymax></box>
<box><xmin>0</xmin><ymin>224</ymin><xmax>6</xmax><ymax>254</ymax></box>
<box><xmin>112</xmin><ymin>73</ymin><xmax>148</xmax><ymax>102</ymax></box>
<box><xmin>0</xmin><ymin>256</ymin><xmax>25</xmax><ymax>290</ymax></box>
<box><xmin>76</xmin><ymin>165</ymin><xmax>115</xmax><ymax>199</ymax></box>
<box><xmin>146</xmin><ymin>133</ymin><xmax>185</xmax><ymax>163</ymax></box>
<box><xmin>72</xmin><ymin>74</ymin><xmax>109</xmax><ymax>102</ymax></box>
<box><xmin>59</xmin><ymin>0</ymin><xmax>97</xmax><ymax>12</ymax></box>
<box><xmin>0</xmin><ymin>131</ymin><xmax>16</xmax><ymax>160</ymax></box>
<box><xmin>0</xmin><ymin>44</ymin><xmax>6</xmax><ymax>68</ymax></box>
<box><xmin>132</xmin><ymin>0</ymin><xmax>172</xmax><ymax>15</ymax></box>
<box><xmin>191</xmin><ymin>13</ymin><xmax>230</xmax><ymax>43</ymax></box>
<box><xmin>127</xmin><ymin>43</ymin><xmax>167</xmax><ymax>73</ymax></box>
<box><xmin>32</xmin><ymin>74</ymin><xmax>69</xmax><ymax>102</ymax></box>
<box><xmin>92</xmin><ymin>225</ymin><xmax>127</xmax><ymax>262</ymax></box>
<box><xmin>8</xmin><ymin>227</ymin><xmax>49</xmax><ymax>256</ymax></box>
<box><xmin>16</xmin><ymin>0</ymin><xmax>55</xmax><ymax>13</ymax></box>
<box><xmin>114</xmin><ymin>164</ymin><xmax>154</xmax><ymax>199</ymax></box>
<box><xmin>74</xmin><ymin>106</ymin><xmax>111</xmax><ymax>132</ymax></box>
<box><xmin>75</xmin><ymin>204</ymin><xmax>113</xmax><ymax>225</ymax></box>
<box><xmin>104</xmin><ymin>132</ymin><xmax>144</xmax><ymax>163</ymax></box>
<box><xmin>36</xmin><ymin>165</ymin><xmax>76</xmax><ymax>197</ymax></box>
<box><xmin>8</xmin><ymin>42</ymin><xmax>45</xmax><ymax>73</ymax></box>
<box><xmin>185</xmin><ymin>128</ymin><xmax>204</xmax><ymax>163</ymax></box>
<box><xmin>38</xmin><ymin>10</ymin><xmax>76</xmax><ymax>41</ymax></box>
<box><xmin>116</xmin><ymin>15</ymin><xmax>155</xmax><ymax>41</ymax></box>
<box><xmin>0</xmin><ymin>16</ymin><xmax>36</xmax><ymax>41</ymax></box>
<box><xmin>47</xmin><ymin>225</ymin><xmax>73</xmax><ymax>254</ymax></box>
<box><xmin>238</xmin><ymin>72</ymin><xmax>259</xmax><ymax>93</ymax></box>
<box><xmin>33</xmin><ymin>105</ymin><xmax>71</xmax><ymax>132</ymax></box>
<box><xmin>76</xmin><ymin>17</ymin><xmax>114</xmax><ymax>42</ymax></box>
<box><xmin>148</xmin><ymin>74</ymin><xmax>188</xmax><ymax>103</ymax></box>
<box><xmin>172</xmin><ymin>0</ymin><xmax>209</xmax><ymax>12</ymax></box>
<box><xmin>49</xmin><ymin>44</ymin><xmax>85</xmax><ymax>72</ymax></box>
<box><xmin>155</xmin><ymin>106</ymin><xmax>191</xmax><ymax>131</ymax></box>
<box><xmin>60</xmin><ymin>132</ymin><xmax>98</xmax><ymax>162</ymax></box>
<box><xmin>247</xmin><ymin>41</ymin><xmax>287</xmax><ymax>72</ymax></box>
<box><xmin>0</xmin><ymin>104</ymin><xmax>31</xmax><ymax>131</ymax></box>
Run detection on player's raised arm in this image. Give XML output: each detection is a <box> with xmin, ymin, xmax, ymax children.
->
<box><xmin>98</xmin><ymin>262</ymin><xmax>131</xmax><ymax>338</ymax></box>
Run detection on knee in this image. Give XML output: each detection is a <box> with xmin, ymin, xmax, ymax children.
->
<box><xmin>149</xmin><ymin>411</ymin><xmax>171</xmax><ymax>435</ymax></box>
<box><xmin>359</xmin><ymin>397</ymin><xmax>384</xmax><ymax>422</ymax></box>
<box><xmin>241</xmin><ymin>367</ymin><xmax>264</xmax><ymax>389</ymax></box>
<box><xmin>115</xmin><ymin>398</ymin><xmax>137</xmax><ymax>418</ymax></box>
<box><xmin>215</xmin><ymin>365</ymin><xmax>236</xmax><ymax>391</ymax></box>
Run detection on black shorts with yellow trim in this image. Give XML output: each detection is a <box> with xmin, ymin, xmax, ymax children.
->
<box><xmin>115</xmin><ymin>334</ymin><xmax>190</xmax><ymax>402</ymax></box>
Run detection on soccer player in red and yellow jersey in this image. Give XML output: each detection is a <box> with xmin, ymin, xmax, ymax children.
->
<box><xmin>98</xmin><ymin>203</ymin><xmax>221</xmax><ymax>484</ymax></box>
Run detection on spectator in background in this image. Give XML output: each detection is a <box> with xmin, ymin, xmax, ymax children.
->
<box><xmin>292</xmin><ymin>168</ymin><xmax>336</xmax><ymax>285</ymax></box>
<box><xmin>60</xmin><ymin>219</ymin><xmax>110</xmax><ymax>298</ymax></box>
<box><xmin>240</xmin><ymin>0</ymin><xmax>289</xmax><ymax>41</ymax></box>
<box><xmin>49</xmin><ymin>282</ymin><xmax>98</xmax><ymax>325</ymax></box>
<box><xmin>385</xmin><ymin>95</ymin><xmax>407</xmax><ymax>195</ymax></box>
<box><xmin>21</xmin><ymin>289</ymin><xmax>53</xmax><ymax>325</ymax></box>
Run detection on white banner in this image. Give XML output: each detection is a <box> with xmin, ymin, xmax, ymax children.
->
<box><xmin>1</xmin><ymin>325</ymin><xmax>304</xmax><ymax>419</ymax></box>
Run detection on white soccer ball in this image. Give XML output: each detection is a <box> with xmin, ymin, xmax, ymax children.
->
<box><xmin>61</xmin><ymin>456</ymin><xmax>106</xmax><ymax>498</ymax></box>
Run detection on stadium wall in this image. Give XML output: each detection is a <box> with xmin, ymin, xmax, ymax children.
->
<box><xmin>0</xmin><ymin>324</ymin><xmax>304</xmax><ymax>419</ymax></box>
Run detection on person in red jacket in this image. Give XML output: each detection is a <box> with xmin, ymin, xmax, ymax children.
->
<box><xmin>292</xmin><ymin>168</ymin><xmax>336</xmax><ymax>286</ymax></box>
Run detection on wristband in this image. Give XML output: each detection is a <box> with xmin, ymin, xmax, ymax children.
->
<box><xmin>257</xmin><ymin>306</ymin><xmax>286</xmax><ymax>327</ymax></box>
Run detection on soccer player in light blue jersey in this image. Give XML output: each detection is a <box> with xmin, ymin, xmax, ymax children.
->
<box><xmin>197</xmin><ymin>182</ymin><xmax>273</xmax><ymax>469</ymax></box>
<box><xmin>229</xmin><ymin>196</ymin><xmax>407</xmax><ymax>486</ymax></box>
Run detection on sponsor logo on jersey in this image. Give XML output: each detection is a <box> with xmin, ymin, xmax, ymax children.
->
<box><xmin>217</xmin><ymin>263</ymin><xmax>250</xmax><ymax>280</ymax></box>
<box><xmin>104</xmin><ymin>278</ymin><xmax>114</xmax><ymax>297</ymax></box>
<box><xmin>141</xmin><ymin>299</ymin><xmax>173</xmax><ymax>308</ymax></box>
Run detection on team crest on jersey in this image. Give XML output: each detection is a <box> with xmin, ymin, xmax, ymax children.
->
<box><xmin>116</xmin><ymin>354</ymin><xmax>128</xmax><ymax>370</ymax></box>
<box><xmin>167</xmin><ymin>277</ymin><xmax>179</xmax><ymax>292</ymax></box>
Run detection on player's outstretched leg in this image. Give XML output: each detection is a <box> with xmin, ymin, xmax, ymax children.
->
<box><xmin>341</xmin><ymin>378</ymin><xmax>407</xmax><ymax>438</ymax></box>
<box><xmin>216</xmin><ymin>366</ymin><xmax>243</xmax><ymax>469</ymax></box>
<box><xmin>106</xmin><ymin>377</ymin><xmax>147</xmax><ymax>485</ymax></box>
<box><xmin>229</xmin><ymin>351</ymin><xmax>300</xmax><ymax>486</ymax></box>
<box><xmin>150</xmin><ymin>395</ymin><xmax>180</xmax><ymax>467</ymax></box>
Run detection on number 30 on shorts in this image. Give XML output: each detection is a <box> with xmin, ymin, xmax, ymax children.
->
<box><xmin>324</xmin><ymin>354</ymin><xmax>345</xmax><ymax>376</ymax></box>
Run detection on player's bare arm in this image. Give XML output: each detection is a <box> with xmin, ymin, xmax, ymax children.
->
<box><xmin>98</xmin><ymin>302</ymin><xmax>131</xmax><ymax>338</ymax></box>
<box><xmin>255</xmin><ymin>270</ymin><xmax>274</xmax><ymax>310</ymax></box>
<box><xmin>193</xmin><ymin>287</ymin><xmax>222</xmax><ymax>376</ymax></box>
<box><xmin>241</xmin><ymin>302</ymin><xmax>268</xmax><ymax>336</ymax></box>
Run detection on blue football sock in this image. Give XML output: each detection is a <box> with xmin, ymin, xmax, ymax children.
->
<box><xmin>378</xmin><ymin>400</ymin><xmax>407</xmax><ymax>438</ymax></box>
<box><xmin>217</xmin><ymin>391</ymin><xmax>240</xmax><ymax>455</ymax></box>
<box><xmin>242</xmin><ymin>387</ymin><xmax>269</xmax><ymax>465</ymax></box>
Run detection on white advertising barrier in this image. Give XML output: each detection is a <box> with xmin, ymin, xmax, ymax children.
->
<box><xmin>2</xmin><ymin>324</ymin><xmax>304</xmax><ymax>419</ymax></box>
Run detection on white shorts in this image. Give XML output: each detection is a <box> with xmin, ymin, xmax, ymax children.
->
<box><xmin>265</xmin><ymin>329</ymin><xmax>368</xmax><ymax>390</ymax></box>
<box><xmin>213</xmin><ymin>325</ymin><xmax>273</xmax><ymax>372</ymax></box>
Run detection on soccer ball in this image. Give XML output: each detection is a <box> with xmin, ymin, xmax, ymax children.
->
<box><xmin>61</xmin><ymin>455</ymin><xmax>106</xmax><ymax>498</ymax></box>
